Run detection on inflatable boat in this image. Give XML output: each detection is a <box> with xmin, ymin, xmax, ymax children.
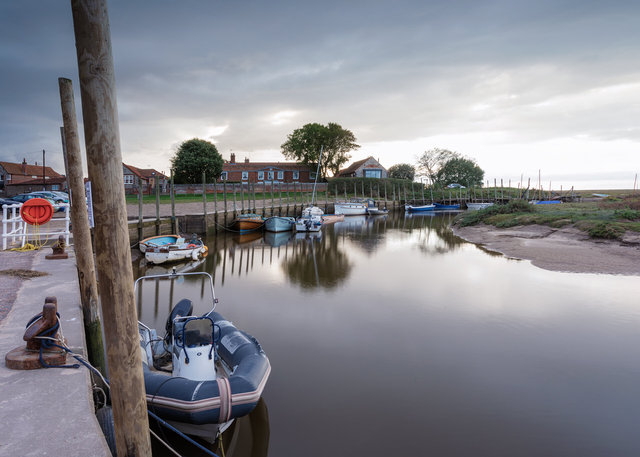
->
<box><xmin>137</xmin><ymin>271</ymin><xmax>270</xmax><ymax>439</ymax></box>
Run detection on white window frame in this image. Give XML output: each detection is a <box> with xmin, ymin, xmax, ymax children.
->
<box><xmin>277</xmin><ymin>171</ymin><xmax>284</xmax><ymax>180</ymax></box>
<box><xmin>267</xmin><ymin>171</ymin><xmax>274</xmax><ymax>181</ymax></box>
<box><xmin>123</xmin><ymin>174</ymin><xmax>134</xmax><ymax>185</ymax></box>
<box><xmin>257</xmin><ymin>171</ymin><xmax>264</xmax><ymax>181</ymax></box>
<box><xmin>220</xmin><ymin>171</ymin><xmax>228</xmax><ymax>180</ymax></box>
<box><xmin>292</xmin><ymin>171</ymin><xmax>299</xmax><ymax>180</ymax></box>
<box><xmin>241</xmin><ymin>171</ymin><xmax>248</xmax><ymax>181</ymax></box>
<box><xmin>310</xmin><ymin>172</ymin><xmax>317</xmax><ymax>180</ymax></box>
<box><xmin>364</xmin><ymin>169</ymin><xmax>382</xmax><ymax>178</ymax></box>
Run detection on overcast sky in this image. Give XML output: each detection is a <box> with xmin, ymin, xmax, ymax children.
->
<box><xmin>1</xmin><ymin>0</ymin><xmax>639</xmax><ymax>189</ymax></box>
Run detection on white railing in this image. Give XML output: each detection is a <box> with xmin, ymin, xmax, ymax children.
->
<box><xmin>2</xmin><ymin>203</ymin><xmax>70</xmax><ymax>250</ymax></box>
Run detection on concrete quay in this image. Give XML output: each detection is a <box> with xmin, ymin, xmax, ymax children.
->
<box><xmin>0</xmin><ymin>248</ymin><xmax>111</xmax><ymax>457</ymax></box>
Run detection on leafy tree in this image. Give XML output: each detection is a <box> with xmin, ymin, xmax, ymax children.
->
<box><xmin>171</xmin><ymin>138</ymin><xmax>223</xmax><ymax>184</ymax></box>
<box><xmin>416</xmin><ymin>148</ymin><xmax>460</xmax><ymax>185</ymax></box>
<box><xmin>435</xmin><ymin>157</ymin><xmax>484</xmax><ymax>187</ymax></box>
<box><xmin>387</xmin><ymin>163</ymin><xmax>415</xmax><ymax>180</ymax></box>
<box><xmin>281</xmin><ymin>122</ymin><xmax>359</xmax><ymax>177</ymax></box>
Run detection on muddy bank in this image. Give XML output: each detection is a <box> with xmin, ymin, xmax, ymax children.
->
<box><xmin>452</xmin><ymin>224</ymin><xmax>640</xmax><ymax>276</ymax></box>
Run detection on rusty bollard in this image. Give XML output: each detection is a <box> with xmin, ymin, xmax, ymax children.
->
<box><xmin>46</xmin><ymin>235</ymin><xmax>69</xmax><ymax>260</ymax></box>
<box><xmin>5</xmin><ymin>297</ymin><xmax>67</xmax><ymax>370</ymax></box>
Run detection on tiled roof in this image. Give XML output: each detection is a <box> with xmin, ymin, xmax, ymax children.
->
<box><xmin>223</xmin><ymin>162</ymin><xmax>314</xmax><ymax>171</ymax></box>
<box><xmin>337</xmin><ymin>157</ymin><xmax>373</xmax><ymax>176</ymax></box>
<box><xmin>6</xmin><ymin>176</ymin><xmax>67</xmax><ymax>186</ymax></box>
<box><xmin>0</xmin><ymin>161</ymin><xmax>63</xmax><ymax>178</ymax></box>
<box><xmin>123</xmin><ymin>163</ymin><xmax>167</xmax><ymax>179</ymax></box>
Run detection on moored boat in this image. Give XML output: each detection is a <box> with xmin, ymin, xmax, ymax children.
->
<box><xmin>434</xmin><ymin>203</ymin><xmax>461</xmax><ymax>210</ymax></box>
<box><xmin>466</xmin><ymin>202</ymin><xmax>494</xmax><ymax>210</ymax></box>
<box><xmin>139</xmin><ymin>234</ymin><xmax>183</xmax><ymax>253</ymax></box>
<box><xmin>295</xmin><ymin>215</ymin><xmax>323</xmax><ymax>232</ymax></box>
<box><xmin>232</xmin><ymin>213</ymin><xmax>265</xmax><ymax>232</ymax></box>
<box><xmin>334</xmin><ymin>199</ymin><xmax>368</xmax><ymax>216</ymax></box>
<box><xmin>137</xmin><ymin>271</ymin><xmax>270</xmax><ymax>440</ymax></box>
<box><xmin>264</xmin><ymin>216</ymin><xmax>295</xmax><ymax>232</ymax></box>
<box><xmin>321</xmin><ymin>213</ymin><xmax>345</xmax><ymax>224</ymax></box>
<box><xmin>405</xmin><ymin>203</ymin><xmax>436</xmax><ymax>212</ymax></box>
<box><xmin>144</xmin><ymin>238</ymin><xmax>207</xmax><ymax>265</ymax></box>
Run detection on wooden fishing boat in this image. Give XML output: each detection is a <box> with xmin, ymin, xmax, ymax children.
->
<box><xmin>231</xmin><ymin>214</ymin><xmax>265</xmax><ymax>232</ymax></box>
<box><xmin>321</xmin><ymin>214</ymin><xmax>345</xmax><ymax>224</ymax></box>
<box><xmin>334</xmin><ymin>199</ymin><xmax>368</xmax><ymax>215</ymax></box>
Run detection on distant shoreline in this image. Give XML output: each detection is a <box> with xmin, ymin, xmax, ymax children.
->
<box><xmin>451</xmin><ymin>223</ymin><xmax>640</xmax><ymax>276</ymax></box>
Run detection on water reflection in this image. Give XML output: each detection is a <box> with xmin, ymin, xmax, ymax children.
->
<box><xmin>133</xmin><ymin>212</ymin><xmax>640</xmax><ymax>457</ymax></box>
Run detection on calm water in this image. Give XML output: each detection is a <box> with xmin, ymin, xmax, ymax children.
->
<box><xmin>134</xmin><ymin>212</ymin><xmax>640</xmax><ymax>457</ymax></box>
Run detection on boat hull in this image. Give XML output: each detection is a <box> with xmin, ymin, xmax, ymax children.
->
<box><xmin>405</xmin><ymin>204</ymin><xmax>435</xmax><ymax>212</ymax></box>
<box><xmin>264</xmin><ymin>216</ymin><xmax>295</xmax><ymax>232</ymax></box>
<box><xmin>434</xmin><ymin>203</ymin><xmax>460</xmax><ymax>210</ymax></box>
<box><xmin>232</xmin><ymin>215</ymin><xmax>264</xmax><ymax>232</ymax></box>
<box><xmin>334</xmin><ymin>202</ymin><xmax>367</xmax><ymax>215</ymax></box>
<box><xmin>145</xmin><ymin>244</ymin><xmax>206</xmax><ymax>265</ymax></box>
<box><xmin>295</xmin><ymin>217</ymin><xmax>322</xmax><ymax>232</ymax></box>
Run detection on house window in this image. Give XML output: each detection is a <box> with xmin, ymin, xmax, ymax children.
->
<box><xmin>123</xmin><ymin>174</ymin><xmax>134</xmax><ymax>185</ymax></box>
<box><xmin>220</xmin><ymin>171</ymin><xmax>228</xmax><ymax>180</ymax></box>
<box><xmin>364</xmin><ymin>169</ymin><xmax>382</xmax><ymax>178</ymax></box>
<box><xmin>257</xmin><ymin>171</ymin><xmax>264</xmax><ymax>181</ymax></box>
<box><xmin>310</xmin><ymin>172</ymin><xmax>317</xmax><ymax>180</ymax></box>
<box><xmin>52</xmin><ymin>185</ymin><xmax>60</xmax><ymax>190</ymax></box>
<box><xmin>242</xmin><ymin>171</ymin><xmax>248</xmax><ymax>181</ymax></box>
<box><xmin>277</xmin><ymin>171</ymin><xmax>283</xmax><ymax>180</ymax></box>
<box><xmin>267</xmin><ymin>171</ymin><xmax>274</xmax><ymax>180</ymax></box>
<box><xmin>292</xmin><ymin>171</ymin><xmax>299</xmax><ymax>180</ymax></box>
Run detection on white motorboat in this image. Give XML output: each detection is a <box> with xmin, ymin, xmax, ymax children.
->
<box><xmin>466</xmin><ymin>202</ymin><xmax>494</xmax><ymax>210</ymax></box>
<box><xmin>144</xmin><ymin>238</ymin><xmax>207</xmax><ymax>265</ymax></box>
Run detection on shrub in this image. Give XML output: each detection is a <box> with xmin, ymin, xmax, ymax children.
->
<box><xmin>614</xmin><ymin>209</ymin><xmax>640</xmax><ymax>221</ymax></box>
<box><xmin>588</xmin><ymin>222</ymin><xmax>624</xmax><ymax>239</ymax></box>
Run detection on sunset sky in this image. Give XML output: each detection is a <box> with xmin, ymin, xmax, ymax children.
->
<box><xmin>1</xmin><ymin>0</ymin><xmax>639</xmax><ymax>189</ymax></box>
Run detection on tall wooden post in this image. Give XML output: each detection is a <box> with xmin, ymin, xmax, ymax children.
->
<box><xmin>70</xmin><ymin>1</ymin><xmax>152</xmax><ymax>455</ymax></box>
<box><xmin>155</xmin><ymin>176</ymin><xmax>160</xmax><ymax>235</ymax></box>
<box><xmin>58</xmin><ymin>77</ymin><xmax>106</xmax><ymax>376</ymax></box>
<box><xmin>170</xmin><ymin>170</ymin><xmax>176</xmax><ymax>233</ymax></box>
<box><xmin>202</xmin><ymin>172</ymin><xmax>208</xmax><ymax>234</ymax></box>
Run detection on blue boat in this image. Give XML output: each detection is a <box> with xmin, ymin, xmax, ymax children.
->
<box><xmin>264</xmin><ymin>216</ymin><xmax>296</xmax><ymax>232</ymax></box>
<box><xmin>405</xmin><ymin>204</ymin><xmax>436</xmax><ymax>212</ymax></box>
<box><xmin>533</xmin><ymin>200</ymin><xmax>562</xmax><ymax>205</ymax></box>
<box><xmin>139</xmin><ymin>234</ymin><xmax>183</xmax><ymax>253</ymax></box>
<box><xmin>434</xmin><ymin>203</ymin><xmax>461</xmax><ymax>210</ymax></box>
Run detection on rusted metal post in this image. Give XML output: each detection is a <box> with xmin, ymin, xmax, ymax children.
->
<box><xmin>70</xmin><ymin>1</ymin><xmax>152</xmax><ymax>455</ymax></box>
<box><xmin>58</xmin><ymin>77</ymin><xmax>105</xmax><ymax>376</ymax></box>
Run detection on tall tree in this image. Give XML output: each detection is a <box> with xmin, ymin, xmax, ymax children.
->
<box><xmin>416</xmin><ymin>148</ymin><xmax>460</xmax><ymax>185</ymax></box>
<box><xmin>281</xmin><ymin>122</ymin><xmax>359</xmax><ymax>177</ymax></box>
<box><xmin>436</xmin><ymin>157</ymin><xmax>484</xmax><ymax>187</ymax></box>
<box><xmin>388</xmin><ymin>163</ymin><xmax>415</xmax><ymax>180</ymax></box>
<box><xmin>171</xmin><ymin>138</ymin><xmax>223</xmax><ymax>184</ymax></box>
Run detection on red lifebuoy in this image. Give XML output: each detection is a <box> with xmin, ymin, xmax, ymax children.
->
<box><xmin>20</xmin><ymin>198</ymin><xmax>54</xmax><ymax>225</ymax></box>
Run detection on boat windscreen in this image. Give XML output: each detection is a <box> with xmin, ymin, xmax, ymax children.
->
<box><xmin>183</xmin><ymin>318</ymin><xmax>214</xmax><ymax>347</ymax></box>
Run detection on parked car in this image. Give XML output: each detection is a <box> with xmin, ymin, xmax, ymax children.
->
<box><xmin>0</xmin><ymin>197</ymin><xmax>16</xmax><ymax>208</ymax></box>
<box><xmin>28</xmin><ymin>191</ymin><xmax>69</xmax><ymax>204</ymax></box>
<box><xmin>446</xmin><ymin>183</ymin><xmax>465</xmax><ymax>189</ymax></box>
<box><xmin>10</xmin><ymin>193</ymin><xmax>57</xmax><ymax>206</ymax></box>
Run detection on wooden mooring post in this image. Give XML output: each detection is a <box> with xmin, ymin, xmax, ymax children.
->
<box><xmin>70</xmin><ymin>0</ymin><xmax>152</xmax><ymax>455</ymax></box>
<box><xmin>202</xmin><ymin>172</ymin><xmax>208</xmax><ymax>233</ymax></box>
<box><xmin>58</xmin><ymin>77</ymin><xmax>106</xmax><ymax>376</ymax></box>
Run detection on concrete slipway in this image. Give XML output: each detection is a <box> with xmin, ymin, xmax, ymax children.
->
<box><xmin>0</xmin><ymin>248</ymin><xmax>111</xmax><ymax>456</ymax></box>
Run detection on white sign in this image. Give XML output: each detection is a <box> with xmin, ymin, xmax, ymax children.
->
<box><xmin>85</xmin><ymin>181</ymin><xmax>94</xmax><ymax>228</ymax></box>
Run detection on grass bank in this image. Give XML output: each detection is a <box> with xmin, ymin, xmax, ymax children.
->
<box><xmin>454</xmin><ymin>195</ymin><xmax>640</xmax><ymax>240</ymax></box>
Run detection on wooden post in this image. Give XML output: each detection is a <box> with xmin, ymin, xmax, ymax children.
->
<box><xmin>279</xmin><ymin>182</ymin><xmax>282</xmax><ymax>215</ymax></box>
<box><xmin>155</xmin><ymin>175</ymin><xmax>160</xmax><ymax>235</ymax></box>
<box><xmin>271</xmin><ymin>179</ymin><xmax>274</xmax><ymax>215</ymax></box>
<box><xmin>241</xmin><ymin>182</ymin><xmax>245</xmax><ymax>213</ymax></box>
<box><xmin>137</xmin><ymin>179</ymin><xmax>143</xmax><ymax>242</ymax></box>
<box><xmin>58</xmin><ymin>78</ymin><xmax>106</xmax><ymax>376</ymax></box>
<box><xmin>202</xmin><ymin>172</ymin><xmax>208</xmax><ymax>234</ymax></box>
<box><xmin>170</xmin><ymin>170</ymin><xmax>177</xmax><ymax>234</ymax></box>
<box><xmin>70</xmin><ymin>1</ymin><xmax>152</xmax><ymax>455</ymax></box>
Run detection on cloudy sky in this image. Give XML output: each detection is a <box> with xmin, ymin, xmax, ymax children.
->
<box><xmin>1</xmin><ymin>0</ymin><xmax>639</xmax><ymax>189</ymax></box>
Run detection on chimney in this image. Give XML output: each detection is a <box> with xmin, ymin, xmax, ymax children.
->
<box><xmin>22</xmin><ymin>158</ymin><xmax>27</xmax><ymax>174</ymax></box>
<box><xmin>245</xmin><ymin>157</ymin><xmax>249</xmax><ymax>163</ymax></box>
<box><xmin>230</xmin><ymin>153</ymin><xmax>236</xmax><ymax>164</ymax></box>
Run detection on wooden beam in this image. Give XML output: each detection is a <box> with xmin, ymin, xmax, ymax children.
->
<box><xmin>70</xmin><ymin>1</ymin><xmax>152</xmax><ymax>455</ymax></box>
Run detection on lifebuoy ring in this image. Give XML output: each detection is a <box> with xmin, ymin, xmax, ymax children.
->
<box><xmin>187</xmin><ymin>243</ymin><xmax>198</xmax><ymax>249</ymax></box>
<box><xmin>20</xmin><ymin>198</ymin><xmax>54</xmax><ymax>225</ymax></box>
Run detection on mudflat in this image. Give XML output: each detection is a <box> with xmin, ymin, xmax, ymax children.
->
<box><xmin>452</xmin><ymin>224</ymin><xmax>640</xmax><ymax>276</ymax></box>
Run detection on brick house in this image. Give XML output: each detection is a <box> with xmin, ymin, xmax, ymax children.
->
<box><xmin>122</xmin><ymin>163</ymin><xmax>168</xmax><ymax>194</ymax></box>
<box><xmin>221</xmin><ymin>153</ymin><xmax>318</xmax><ymax>183</ymax></box>
<box><xmin>0</xmin><ymin>159</ymin><xmax>66</xmax><ymax>196</ymax></box>
<box><xmin>337</xmin><ymin>156</ymin><xmax>388</xmax><ymax>179</ymax></box>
